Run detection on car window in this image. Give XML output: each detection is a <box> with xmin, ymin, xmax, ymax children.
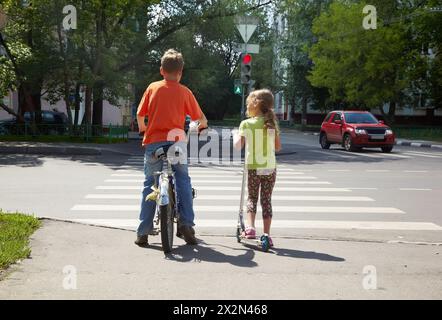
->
<box><xmin>324</xmin><ymin>113</ymin><xmax>333</xmax><ymax>122</ymax></box>
<box><xmin>344</xmin><ymin>113</ymin><xmax>378</xmax><ymax>124</ymax></box>
<box><xmin>332</xmin><ymin>113</ymin><xmax>342</xmax><ymax>122</ymax></box>
<box><xmin>42</xmin><ymin>112</ymin><xmax>55</xmax><ymax>122</ymax></box>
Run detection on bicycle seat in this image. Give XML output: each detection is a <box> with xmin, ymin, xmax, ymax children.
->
<box><xmin>154</xmin><ymin>147</ymin><xmax>167</xmax><ymax>160</ymax></box>
<box><xmin>153</xmin><ymin>145</ymin><xmax>186</xmax><ymax>161</ymax></box>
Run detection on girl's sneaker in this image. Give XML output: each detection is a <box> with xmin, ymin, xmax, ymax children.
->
<box><xmin>243</xmin><ymin>227</ymin><xmax>256</xmax><ymax>239</ymax></box>
<box><xmin>268</xmin><ymin>236</ymin><xmax>274</xmax><ymax>248</ymax></box>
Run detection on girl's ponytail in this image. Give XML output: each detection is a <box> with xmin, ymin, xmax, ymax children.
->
<box><xmin>250</xmin><ymin>89</ymin><xmax>279</xmax><ymax>134</ymax></box>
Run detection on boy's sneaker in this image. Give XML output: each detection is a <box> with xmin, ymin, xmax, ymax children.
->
<box><xmin>135</xmin><ymin>235</ymin><xmax>148</xmax><ymax>246</ymax></box>
<box><xmin>243</xmin><ymin>227</ymin><xmax>256</xmax><ymax>239</ymax></box>
<box><xmin>176</xmin><ymin>225</ymin><xmax>195</xmax><ymax>238</ymax></box>
<box><xmin>178</xmin><ymin>225</ymin><xmax>198</xmax><ymax>245</ymax></box>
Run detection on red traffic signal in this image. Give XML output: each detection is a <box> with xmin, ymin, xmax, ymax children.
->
<box><xmin>242</xmin><ymin>53</ymin><xmax>252</xmax><ymax>64</ymax></box>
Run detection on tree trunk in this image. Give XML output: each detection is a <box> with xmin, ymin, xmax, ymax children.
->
<box><xmin>92</xmin><ymin>83</ymin><xmax>104</xmax><ymax>127</ymax></box>
<box><xmin>82</xmin><ymin>86</ymin><xmax>92</xmax><ymax>125</ymax></box>
<box><xmin>301</xmin><ymin>96</ymin><xmax>308</xmax><ymax>131</ymax></box>
<box><xmin>388</xmin><ymin>101</ymin><xmax>396</xmax><ymax>125</ymax></box>
<box><xmin>74</xmin><ymin>83</ymin><xmax>81</xmax><ymax>127</ymax></box>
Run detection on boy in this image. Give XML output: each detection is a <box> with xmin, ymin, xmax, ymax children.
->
<box><xmin>135</xmin><ymin>49</ymin><xmax>208</xmax><ymax>246</ymax></box>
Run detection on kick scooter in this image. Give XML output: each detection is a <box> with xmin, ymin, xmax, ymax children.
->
<box><xmin>236</xmin><ymin>161</ymin><xmax>271</xmax><ymax>252</ymax></box>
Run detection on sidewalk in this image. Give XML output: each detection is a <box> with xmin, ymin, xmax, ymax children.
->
<box><xmin>0</xmin><ymin>219</ymin><xmax>440</xmax><ymax>299</ymax></box>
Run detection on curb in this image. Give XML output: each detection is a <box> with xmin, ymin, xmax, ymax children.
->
<box><xmin>395</xmin><ymin>141</ymin><xmax>442</xmax><ymax>149</ymax></box>
<box><xmin>0</xmin><ymin>145</ymin><xmax>101</xmax><ymax>155</ymax></box>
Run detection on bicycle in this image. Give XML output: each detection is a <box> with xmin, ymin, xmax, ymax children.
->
<box><xmin>143</xmin><ymin>122</ymin><xmax>204</xmax><ymax>253</ymax></box>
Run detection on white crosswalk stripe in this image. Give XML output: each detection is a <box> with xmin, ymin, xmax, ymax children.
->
<box><xmin>104</xmin><ymin>179</ymin><xmax>331</xmax><ymax>185</ymax></box>
<box><xmin>71</xmin><ymin>204</ymin><xmax>403</xmax><ymax>214</ymax></box>
<box><xmin>85</xmin><ymin>194</ymin><xmax>375</xmax><ymax>202</ymax></box>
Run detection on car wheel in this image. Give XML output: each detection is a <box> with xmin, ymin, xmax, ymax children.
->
<box><xmin>343</xmin><ymin>134</ymin><xmax>356</xmax><ymax>152</ymax></box>
<box><xmin>382</xmin><ymin>146</ymin><xmax>393</xmax><ymax>153</ymax></box>
<box><xmin>320</xmin><ymin>132</ymin><xmax>331</xmax><ymax>149</ymax></box>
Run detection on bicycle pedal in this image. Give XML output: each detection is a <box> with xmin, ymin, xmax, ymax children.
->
<box><xmin>148</xmin><ymin>228</ymin><xmax>160</xmax><ymax>236</ymax></box>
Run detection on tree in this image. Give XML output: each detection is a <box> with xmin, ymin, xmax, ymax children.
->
<box><xmin>276</xmin><ymin>0</ymin><xmax>331</xmax><ymax>129</ymax></box>
<box><xmin>308</xmin><ymin>1</ymin><xmax>413</xmax><ymax>124</ymax></box>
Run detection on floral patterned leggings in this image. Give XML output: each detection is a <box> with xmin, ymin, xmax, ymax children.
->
<box><xmin>247</xmin><ymin>169</ymin><xmax>277</xmax><ymax>219</ymax></box>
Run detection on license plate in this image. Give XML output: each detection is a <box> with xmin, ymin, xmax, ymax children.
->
<box><xmin>370</xmin><ymin>134</ymin><xmax>385</xmax><ymax>140</ymax></box>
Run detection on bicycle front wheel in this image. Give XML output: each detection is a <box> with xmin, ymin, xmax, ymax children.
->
<box><xmin>160</xmin><ymin>197</ymin><xmax>174</xmax><ymax>253</ymax></box>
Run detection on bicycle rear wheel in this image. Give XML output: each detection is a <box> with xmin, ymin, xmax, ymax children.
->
<box><xmin>160</xmin><ymin>188</ymin><xmax>175</xmax><ymax>253</ymax></box>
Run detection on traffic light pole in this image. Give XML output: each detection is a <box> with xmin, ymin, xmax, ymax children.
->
<box><xmin>241</xmin><ymin>84</ymin><xmax>246</xmax><ymax>120</ymax></box>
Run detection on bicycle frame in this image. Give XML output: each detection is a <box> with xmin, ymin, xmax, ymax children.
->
<box><xmin>152</xmin><ymin>153</ymin><xmax>180</xmax><ymax>230</ymax></box>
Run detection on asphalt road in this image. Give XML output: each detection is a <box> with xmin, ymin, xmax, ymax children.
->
<box><xmin>1</xmin><ymin>131</ymin><xmax>441</xmax><ymax>300</ymax></box>
<box><xmin>1</xmin><ymin>131</ymin><xmax>441</xmax><ymax>244</ymax></box>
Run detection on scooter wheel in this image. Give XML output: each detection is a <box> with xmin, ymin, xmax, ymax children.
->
<box><xmin>236</xmin><ymin>227</ymin><xmax>242</xmax><ymax>243</ymax></box>
<box><xmin>260</xmin><ymin>235</ymin><xmax>270</xmax><ymax>252</ymax></box>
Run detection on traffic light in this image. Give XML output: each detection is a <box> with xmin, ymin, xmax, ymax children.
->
<box><xmin>241</xmin><ymin>53</ymin><xmax>252</xmax><ymax>84</ymax></box>
<box><xmin>234</xmin><ymin>79</ymin><xmax>242</xmax><ymax>95</ymax></box>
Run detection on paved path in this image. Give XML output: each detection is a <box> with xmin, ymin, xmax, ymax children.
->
<box><xmin>0</xmin><ymin>220</ymin><xmax>440</xmax><ymax>300</ymax></box>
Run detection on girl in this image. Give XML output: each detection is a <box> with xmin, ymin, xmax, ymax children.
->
<box><xmin>233</xmin><ymin>89</ymin><xmax>281</xmax><ymax>247</ymax></box>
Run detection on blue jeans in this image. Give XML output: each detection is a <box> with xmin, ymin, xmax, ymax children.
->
<box><xmin>137</xmin><ymin>141</ymin><xmax>195</xmax><ymax>236</ymax></box>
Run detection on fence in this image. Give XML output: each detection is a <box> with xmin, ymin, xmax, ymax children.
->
<box><xmin>0</xmin><ymin>123</ymin><xmax>129</xmax><ymax>142</ymax></box>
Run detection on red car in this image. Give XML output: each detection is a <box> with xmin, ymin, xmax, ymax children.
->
<box><xmin>319</xmin><ymin>111</ymin><xmax>395</xmax><ymax>153</ymax></box>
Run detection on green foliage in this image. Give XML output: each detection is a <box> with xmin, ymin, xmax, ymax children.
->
<box><xmin>308</xmin><ymin>0</ymin><xmax>442</xmax><ymax>113</ymax></box>
<box><xmin>277</xmin><ymin>0</ymin><xmax>331</xmax><ymax>113</ymax></box>
<box><xmin>1</xmin><ymin>0</ymin><xmax>274</xmax><ymax>123</ymax></box>
<box><xmin>309</xmin><ymin>1</ymin><xmax>407</xmax><ymax>108</ymax></box>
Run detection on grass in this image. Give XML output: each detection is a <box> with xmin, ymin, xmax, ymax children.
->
<box><xmin>0</xmin><ymin>211</ymin><xmax>41</xmax><ymax>270</ymax></box>
<box><xmin>392</xmin><ymin>126</ymin><xmax>442</xmax><ymax>142</ymax></box>
<box><xmin>0</xmin><ymin>135</ymin><xmax>128</xmax><ymax>144</ymax></box>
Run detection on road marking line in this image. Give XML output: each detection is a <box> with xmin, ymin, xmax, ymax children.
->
<box><xmin>403</xmin><ymin>170</ymin><xmax>428</xmax><ymax>173</ymax></box>
<box><xmin>85</xmin><ymin>194</ymin><xmax>374</xmax><ymax>202</ymax></box>
<box><xmin>403</xmin><ymin>152</ymin><xmax>442</xmax><ymax>159</ymax></box>
<box><xmin>68</xmin><ymin>219</ymin><xmax>442</xmax><ymax>231</ymax></box>
<box><xmin>194</xmin><ymin>187</ymin><xmax>353</xmax><ymax>192</ymax></box>
<box><xmin>95</xmin><ymin>186</ymin><xmax>352</xmax><ymax>192</ymax></box>
<box><xmin>71</xmin><ymin>205</ymin><xmax>404</xmax><ymax>214</ymax></box>
<box><xmin>346</xmin><ymin>188</ymin><xmax>378</xmax><ymax>190</ymax></box>
<box><xmin>399</xmin><ymin>188</ymin><xmax>432</xmax><ymax>191</ymax></box>
<box><xmin>366</xmin><ymin>170</ymin><xmax>391</xmax><ymax>173</ymax></box>
<box><xmin>403</xmin><ymin>150</ymin><xmax>442</xmax><ymax>156</ymax></box>
<box><xmin>96</xmin><ymin>186</ymin><xmax>142</xmax><ymax>190</ymax></box>
<box><xmin>86</xmin><ymin>194</ymin><xmax>140</xmax><ymax>199</ymax></box>
<box><xmin>328</xmin><ymin>170</ymin><xmax>351</xmax><ymax>172</ymax></box>
<box><xmin>194</xmin><ymin>206</ymin><xmax>404</xmax><ymax>214</ymax></box>
<box><xmin>375</xmin><ymin>153</ymin><xmax>411</xmax><ymax>159</ymax></box>
<box><xmin>110</xmin><ymin>175</ymin><xmax>319</xmax><ymax>180</ymax></box>
<box><xmin>104</xmin><ymin>179</ymin><xmax>332</xmax><ymax>185</ymax></box>
<box><xmin>310</xmin><ymin>150</ymin><xmax>355</xmax><ymax>159</ymax></box>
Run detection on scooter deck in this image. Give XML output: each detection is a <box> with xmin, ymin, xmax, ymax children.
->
<box><xmin>238</xmin><ymin>235</ymin><xmax>271</xmax><ymax>252</ymax></box>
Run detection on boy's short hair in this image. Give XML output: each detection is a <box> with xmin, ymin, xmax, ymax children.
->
<box><xmin>161</xmin><ymin>49</ymin><xmax>184</xmax><ymax>74</ymax></box>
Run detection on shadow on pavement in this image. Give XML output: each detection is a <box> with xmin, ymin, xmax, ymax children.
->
<box><xmin>270</xmin><ymin>248</ymin><xmax>345</xmax><ymax>262</ymax></box>
<box><xmin>0</xmin><ymin>154</ymin><xmax>45</xmax><ymax>167</ymax></box>
<box><xmin>144</xmin><ymin>241</ymin><xmax>258</xmax><ymax>268</ymax></box>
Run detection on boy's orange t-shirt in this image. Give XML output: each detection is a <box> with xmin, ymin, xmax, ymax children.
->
<box><xmin>137</xmin><ymin>80</ymin><xmax>203</xmax><ymax>146</ymax></box>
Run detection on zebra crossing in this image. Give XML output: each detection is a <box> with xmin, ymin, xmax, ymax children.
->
<box><xmin>310</xmin><ymin>148</ymin><xmax>442</xmax><ymax>161</ymax></box>
<box><xmin>69</xmin><ymin>156</ymin><xmax>442</xmax><ymax>232</ymax></box>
